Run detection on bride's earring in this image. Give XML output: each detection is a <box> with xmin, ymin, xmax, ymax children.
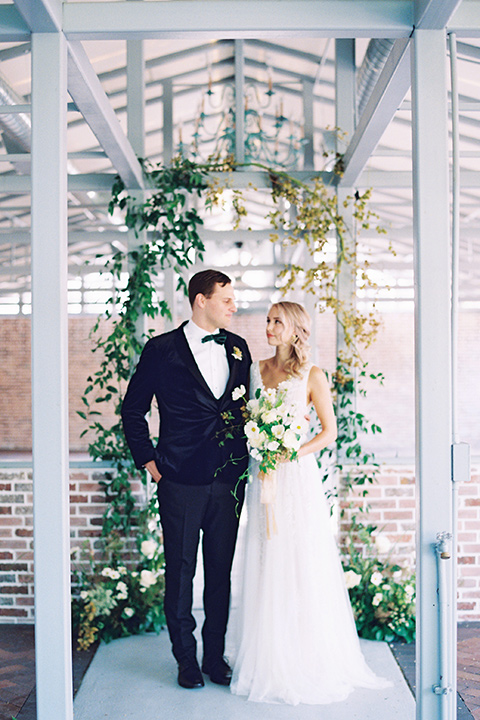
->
<box><xmin>291</xmin><ymin>334</ymin><xmax>298</xmax><ymax>344</ymax></box>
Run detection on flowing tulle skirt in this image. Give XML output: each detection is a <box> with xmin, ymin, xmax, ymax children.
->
<box><xmin>228</xmin><ymin>455</ymin><xmax>390</xmax><ymax>705</ymax></box>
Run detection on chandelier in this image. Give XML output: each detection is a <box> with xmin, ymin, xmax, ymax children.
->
<box><xmin>177</xmin><ymin>70</ymin><xmax>307</xmax><ymax>169</ymax></box>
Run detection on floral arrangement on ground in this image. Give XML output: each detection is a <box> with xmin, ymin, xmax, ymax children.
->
<box><xmin>72</xmin><ymin>508</ymin><xmax>166</xmax><ymax>650</ymax></box>
<box><xmin>342</xmin><ymin>524</ymin><xmax>416</xmax><ymax>644</ymax></box>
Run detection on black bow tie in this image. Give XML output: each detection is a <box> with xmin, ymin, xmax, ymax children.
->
<box><xmin>201</xmin><ymin>332</ymin><xmax>227</xmax><ymax>345</ymax></box>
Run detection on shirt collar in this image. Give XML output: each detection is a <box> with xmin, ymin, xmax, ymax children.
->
<box><xmin>184</xmin><ymin>319</ymin><xmax>223</xmax><ymax>343</ymax></box>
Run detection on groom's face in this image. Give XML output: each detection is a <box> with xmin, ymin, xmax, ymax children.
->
<box><xmin>203</xmin><ymin>282</ymin><xmax>237</xmax><ymax>330</ymax></box>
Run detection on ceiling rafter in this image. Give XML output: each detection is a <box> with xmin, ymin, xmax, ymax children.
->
<box><xmin>63</xmin><ymin>1</ymin><xmax>413</xmax><ymax>41</ymax></box>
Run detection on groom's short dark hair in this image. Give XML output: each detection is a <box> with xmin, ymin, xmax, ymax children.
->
<box><xmin>188</xmin><ymin>269</ymin><xmax>232</xmax><ymax>307</ymax></box>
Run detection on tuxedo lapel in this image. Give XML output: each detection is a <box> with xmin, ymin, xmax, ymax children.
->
<box><xmin>222</xmin><ymin>333</ymin><xmax>241</xmax><ymax>399</ymax></box>
<box><xmin>173</xmin><ymin>322</ymin><xmax>215</xmax><ymax>398</ymax></box>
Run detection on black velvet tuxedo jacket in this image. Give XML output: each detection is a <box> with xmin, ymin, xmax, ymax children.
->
<box><xmin>121</xmin><ymin>322</ymin><xmax>252</xmax><ymax>486</ymax></box>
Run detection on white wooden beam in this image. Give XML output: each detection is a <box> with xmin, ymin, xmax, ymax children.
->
<box><xmin>63</xmin><ymin>0</ymin><xmax>413</xmax><ymax>40</ymax></box>
<box><xmin>411</xmin><ymin>28</ymin><xmax>453</xmax><ymax>720</ymax></box>
<box><xmin>415</xmin><ymin>0</ymin><xmax>463</xmax><ymax>29</ymax></box>
<box><xmin>340</xmin><ymin>39</ymin><xmax>411</xmax><ymax>187</ymax></box>
<box><xmin>13</xmin><ymin>0</ymin><xmax>61</xmax><ymax>32</ymax></box>
<box><xmin>31</xmin><ymin>31</ymin><xmax>73</xmax><ymax>720</ymax></box>
<box><xmin>0</xmin><ymin>5</ymin><xmax>30</xmax><ymax>41</ymax></box>
<box><xmin>449</xmin><ymin>2</ymin><xmax>480</xmax><ymax>37</ymax></box>
<box><xmin>67</xmin><ymin>41</ymin><xmax>144</xmax><ymax>190</ymax></box>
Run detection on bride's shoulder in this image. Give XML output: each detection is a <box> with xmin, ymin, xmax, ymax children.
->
<box><xmin>307</xmin><ymin>365</ymin><xmax>330</xmax><ymax>390</ymax></box>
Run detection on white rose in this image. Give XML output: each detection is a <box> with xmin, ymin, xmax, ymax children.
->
<box><xmin>262</xmin><ymin>409</ymin><xmax>279</xmax><ymax>424</ymax></box>
<box><xmin>232</xmin><ymin>385</ymin><xmax>246</xmax><ymax>402</ymax></box>
<box><xmin>370</xmin><ymin>571</ymin><xmax>383</xmax><ymax>587</ymax></box>
<box><xmin>139</xmin><ymin>569</ymin><xmax>157</xmax><ymax>588</ymax></box>
<box><xmin>266</xmin><ymin>440</ymin><xmax>280</xmax><ymax>452</ymax></box>
<box><xmin>249</xmin><ymin>447</ymin><xmax>261</xmax><ymax>461</ymax></box>
<box><xmin>372</xmin><ymin>592</ymin><xmax>383</xmax><ymax>607</ymax></box>
<box><xmin>246</xmin><ymin>398</ymin><xmax>260</xmax><ymax>415</ymax></box>
<box><xmin>117</xmin><ymin>566</ymin><xmax>127</xmax><ymax>575</ymax></box>
<box><xmin>116</xmin><ymin>581</ymin><xmax>128</xmax><ymax>594</ymax></box>
<box><xmin>374</xmin><ymin>534</ymin><xmax>391</xmax><ymax>555</ymax></box>
<box><xmin>271</xmin><ymin>424</ymin><xmax>285</xmax><ymax>439</ymax></box>
<box><xmin>344</xmin><ymin>570</ymin><xmax>362</xmax><ymax>589</ymax></box>
<box><xmin>405</xmin><ymin>585</ymin><xmax>415</xmax><ymax>600</ymax></box>
<box><xmin>80</xmin><ymin>590</ymin><xmax>89</xmax><ymax>600</ymax></box>
<box><xmin>124</xmin><ymin>607</ymin><xmax>134</xmax><ymax>618</ymax></box>
<box><xmin>141</xmin><ymin>539</ymin><xmax>157</xmax><ymax>559</ymax></box>
<box><xmin>282</xmin><ymin>429</ymin><xmax>300</xmax><ymax>451</ymax></box>
<box><xmin>101</xmin><ymin>567</ymin><xmax>113</xmax><ymax>578</ymax></box>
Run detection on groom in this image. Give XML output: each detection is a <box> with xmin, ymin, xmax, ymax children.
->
<box><xmin>121</xmin><ymin>269</ymin><xmax>251</xmax><ymax>689</ymax></box>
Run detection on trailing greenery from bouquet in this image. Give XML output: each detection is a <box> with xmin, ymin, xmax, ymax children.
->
<box><xmin>72</xmin><ymin>502</ymin><xmax>166</xmax><ymax>650</ymax></box>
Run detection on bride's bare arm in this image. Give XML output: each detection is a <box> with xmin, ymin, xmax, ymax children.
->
<box><xmin>297</xmin><ymin>366</ymin><xmax>337</xmax><ymax>459</ymax></box>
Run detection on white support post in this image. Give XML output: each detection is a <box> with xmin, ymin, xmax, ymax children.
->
<box><xmin>335</xmin><ymin>39</ymin><xmax>356</xmax><ymax>364</ymax></box>
<box><xmin>31</xmin><ymin>32</ymin><xmax>73</xmax><ymax>720</ymax></box>
<box><xmin>234</xmin><ymin>39</ymin><xmax>245</xmax><ymax>164</ymax></box>
<box><xmin>411</xmin><ymin>29</ymin><xmax>453</xmax><ymax>720</ymax></box>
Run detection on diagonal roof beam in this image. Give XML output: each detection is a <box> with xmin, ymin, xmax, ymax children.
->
<box><xmin>0</xmin><ymin>5</ymin><xmax>30</xmax><ymax>42</ymax></box>
<box><xmin>63</xmin><ymin>1</ymin><xmax>413</xmax><ymax>41</ymax></box>
<box><xmin>415</xmin><ymin>0</ymin><xmax>463</xmax><ymax>29</ymax></box>
<box><xmin>340</xmin><ymin>0</ymin><xmax>464</xmax><ymax>188</ymax></box>
<box><xmin>339</xmin><ymin>39</ymin><xmax>411</xmax><ymax>187</ymax></box>
<box><xmin>67</xmin><ymin>41</ymin><xmax>143</xmax><ymax>190</ymax></box>
<box><xmin>12</xmin><ymin>0</ymin><xmax>60</xmax><ymax>32</ymax></box>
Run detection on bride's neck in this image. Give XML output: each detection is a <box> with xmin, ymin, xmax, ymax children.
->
<box><xmin>272</xmin><ymin>346</ymin><xmax>291</xmax><ymax>370</ymax></box>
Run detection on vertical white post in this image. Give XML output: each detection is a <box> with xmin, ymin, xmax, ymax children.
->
<box><xmin>335</xmin><ymin>39</ymin><xmax>356</xmax><ymax>364</ymax></box>
<box><xmin>411</xmin><ymin>29</ymin><xmax>453</xmax><ymax>720</ymax></box>
<box><xmin>31</xmin><ymin>32</ymin><xmax>73</xmax><ymax>720</ymax></box>
<box><xmin>235</xmin><ymin>39</ymin><xmax>245</xmax><ymax>164</ymax></box>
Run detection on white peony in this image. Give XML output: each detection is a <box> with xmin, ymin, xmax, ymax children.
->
<box><xmin>140</xmin><ymin>539</ymin><xmax>157</xmax><ymax>559</ymax></box>
<box><xmin>344</xmin><ymin>570</ymin><xmax>362</xmax><ymax>589</ymax></box>
<box><xmin>374</xmin><ymin>534</ymin><xmax>391</xmax><ymax>555</ymax></box>
<box><xmin>139</xmin><ymin>569</ymin><xmax>157</xmax><ymax>588</ymax></box>
<box><xmin>372</xmin><ymin>592</ymin><xmax>383</xmax><ymax>607</ymax></box>
<box><xmin>370</xmin><ymin>571</ymin><xmax>383</xmax><ymax>587</ymax></box>
<box><xmin>232</xmin><ymin>385</ymin><xmax>246</xmax><ymax>402</ymax></box>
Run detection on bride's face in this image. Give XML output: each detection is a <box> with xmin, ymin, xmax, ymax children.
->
<box><xmin>265</xmin><ymin>306</ymin><xmax>293</xmax><ymax>347</ymax></box>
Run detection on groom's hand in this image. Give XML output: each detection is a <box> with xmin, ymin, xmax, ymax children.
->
<box><xmin>144</xmin><ymin>460</ymin><xmax>162</xmax><ymax>483</ymax></box>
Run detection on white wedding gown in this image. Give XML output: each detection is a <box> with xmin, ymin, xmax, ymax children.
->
<box><xmin>229</xmin><ymin>361</ymin><xmax>390</xmax><ymax>705</ymax></box>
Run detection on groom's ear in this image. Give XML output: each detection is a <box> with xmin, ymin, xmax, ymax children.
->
<box><xmin>194</xmin><ymin>293</ymin><xmax>206</xmax><ymax>309</ymax></box>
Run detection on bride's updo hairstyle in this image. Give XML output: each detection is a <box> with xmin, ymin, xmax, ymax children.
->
<box><xmin>271</xmin><ymin>301</ymin><xmax>311</xmax><ymax>377</ymax></box>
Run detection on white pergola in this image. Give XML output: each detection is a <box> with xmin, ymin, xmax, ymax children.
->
<box><xmin>1</xmin><ymin>1</ymin><xmax>477</xmax><ymax>718</ymax></box>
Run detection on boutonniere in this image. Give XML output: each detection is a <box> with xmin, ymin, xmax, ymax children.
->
<box><xmin>232</xmin><ymin>346</ymin><xmax>243</xmax><ymax>361</ymax></box>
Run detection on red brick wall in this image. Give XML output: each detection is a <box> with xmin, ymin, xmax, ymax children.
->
<box><xmin>1</xmin><ymin>463</ymin><xmax>480</xmax><ymax>622</ymax></box>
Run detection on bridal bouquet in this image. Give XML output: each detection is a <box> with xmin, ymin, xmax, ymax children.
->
<box><xmin>232</xmin><ymin>384</ymin><xmax>308</xmax><ymax>536</ymax></box>
<box><xmin>232</xmin><ymin>385</ymin><xmax>307</xmax><ymax>474</ymax></box>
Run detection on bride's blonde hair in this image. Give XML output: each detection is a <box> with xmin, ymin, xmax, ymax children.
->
<box><xmin>270</xmin><ymin>301</ymin><xmax>311</xmax><ymax>377</ymax></box>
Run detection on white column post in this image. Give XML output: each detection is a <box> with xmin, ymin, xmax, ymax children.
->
<box><xmin>411</xmin><ymin>29</ymin><xmax>453</xmax><ymax>720</ymax></box>
<box><xmin>31</xmin><ymin>32</ymin><xmax>73</xmax><ymax>720</ymax></box>
<box><xmin>234</xmin><ymin>39</ymin><xmax>245</xmax><ymax>164</ymax></box>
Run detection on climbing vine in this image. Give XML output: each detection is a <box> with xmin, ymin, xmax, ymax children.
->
<box><xmin>77</xmin><ymin>154</ymin><xmax>415</xmax><ymax>643</ymax></box>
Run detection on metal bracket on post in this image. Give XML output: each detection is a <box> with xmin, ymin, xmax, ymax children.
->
<box><xmin>433</xmin><ymin>531</ymin><xmax>453</xmax><ymax>702</ymax></box>
<box><xmin>452</xmin><ymin>442</ymin><xmax>471</xmax><ymax>484</ymax></box>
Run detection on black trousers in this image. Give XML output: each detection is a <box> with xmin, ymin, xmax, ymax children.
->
<box><xmin>157</xmin><ymin>478</ymin><xmax>244</xmax><ymax>667</ymax></box>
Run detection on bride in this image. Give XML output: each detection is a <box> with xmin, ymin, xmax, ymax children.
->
<box><xmin>229</xmin><ymin>301</ymin><xmax>390</xmax><ymax>705</ymax></box>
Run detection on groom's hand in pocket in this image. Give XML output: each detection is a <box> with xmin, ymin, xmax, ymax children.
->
<box><xmin>144</xmin><ymin>459</ymin><xmax>162</xmax><ymax>483</ymax></box>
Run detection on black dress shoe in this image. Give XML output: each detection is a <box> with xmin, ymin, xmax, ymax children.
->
<box><xmin>177</xmin><ymin>662</ymin><xmax>205</xmax><ymax>689</ymax></box>
<box><xmin>201</xmin><ymin>657</ymin><xmax>233</xmax><ymax>686</ymax></box>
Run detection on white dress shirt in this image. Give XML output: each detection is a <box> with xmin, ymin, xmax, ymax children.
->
<box><xmin>183</xmin><ymin>320</ymin><xmax>230</xmax><ymax>399</ymax></box>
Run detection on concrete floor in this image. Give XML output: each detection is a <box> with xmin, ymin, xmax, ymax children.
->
<box><xmin>73</xmin><ymin>628</ymin><xmax>414</xmax><ymax>720</ymax></box>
